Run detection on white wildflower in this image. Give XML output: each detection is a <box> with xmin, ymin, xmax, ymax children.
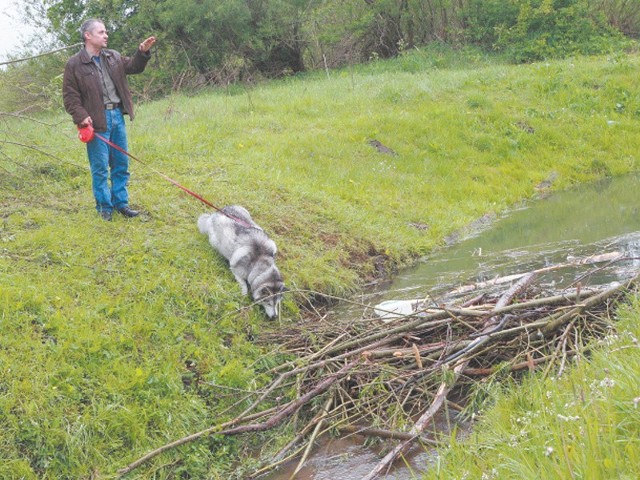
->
<box><xmin>545</xmin><ymin>446</ymin><xmax>554</xmax><ymax>457</ymax></box>
<box><xmin>599</xmin><ymin>378</ymin><xmax>615</xmax><ymax>388</ymax></box>
<box><xmin>557</xmin><ymin>414</ymin><xmax>580</xmax><ymax>422</ymax></box>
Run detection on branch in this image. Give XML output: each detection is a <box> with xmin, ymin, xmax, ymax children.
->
<box><xmin>0</xmin><ymin>43</ymin><xmax>82</xmax><ymax>67</ymax></box>
<box><xmin>0</xmin><ymin>111</ymin><xmax>66</xmax><ymax>127</ymax></box>
<box><xmin>339</xmin><ymin>425</ymin><xmax>441</xmax><ymax>446</ymax></box>
<box><xmin>291</xmin><ymin>394</ymin><xmax>334</xmax><ymax>477</ymax></box>
<box><xmin>117</xmin><ymin>360</ymin><xmax>358</xmax><ymax>477</ymax></box>
<box><xmin>361</xmin><ymin>360</ymin><xmax>468</xmax><ymax>480</ymax></box>
<box><xmin>0</xmin><ymin>140</ymin><xmax>85</xmax><ymax>171</ymax></box>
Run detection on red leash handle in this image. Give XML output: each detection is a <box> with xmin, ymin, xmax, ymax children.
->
<box><xmin>76</xmin><ymin>125</ymin><xmax>252</xmax><ymax>228</ymax></box>
<box><xmin>77</xmin><ymin>124</ymin><xmax>95</xmax><ymax>143</ymax></box>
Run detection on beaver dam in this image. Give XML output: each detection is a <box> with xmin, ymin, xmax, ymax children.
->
<box><xmin>119</xmin><ymin>175</ymin><xmax>640</xmax><ymax>479</ymax></box>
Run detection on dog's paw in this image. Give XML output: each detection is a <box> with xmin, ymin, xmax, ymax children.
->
<box><xmin>237</xmin><ymin>281</ymin><xmax>249</xmax><ymax>296</ymax></box>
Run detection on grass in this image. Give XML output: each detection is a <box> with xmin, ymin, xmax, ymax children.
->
<box><xmin>1</xmin><ymin>45</ymin><xmax>639</xmax><ymax>478</ymax></box>
<box><xmin>425</xmin><ymin>293</ymin><xmax>640</xmax><ymax>480</ymax></box>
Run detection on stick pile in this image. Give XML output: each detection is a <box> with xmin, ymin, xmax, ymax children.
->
<box><xmin>119</xmin><ymin>254</ymin><xmax>638</xmax><ymax>478</ymax></box>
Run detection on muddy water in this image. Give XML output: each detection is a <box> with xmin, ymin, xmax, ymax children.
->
<box><xmin>264</xmin><ymin>412</ymin><xmax>460</xmax><ymax>480</ymax></box>
<box><xmin>265</xmin><ymin>174</ymin><xmax>640</xmax><ymax>480</ymax></box>
<box><xmin>264</xmin><ymin>411</ymin><xmax>463</xmax><ymax>480</ymax></box>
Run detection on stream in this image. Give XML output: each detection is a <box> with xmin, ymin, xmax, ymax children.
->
<box><xmin>265</xmin><ymin>174</ymin><xmax>640</xmax><ymax>480</ymax></box>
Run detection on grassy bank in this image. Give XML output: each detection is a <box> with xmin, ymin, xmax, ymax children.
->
<box><xmin>1</xmin><ymin>47</ymin><xmax>639</xmax><ymax>478</ymax></box>
<box><xmin>425</xmin><ymin>293</ymin><xmax>640</xmax><ymax>480</ymax></box>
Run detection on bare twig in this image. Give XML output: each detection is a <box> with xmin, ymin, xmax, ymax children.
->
<box><xmin>118</xmin><ymin>361</ymin><xmax>358</xmax><ymax>477</ymax></box>
<box><xmin>290</xmin><ymin>394</ymin><xmax>334</xmax><ymax>478</ymax></box>
<box><xmin>362</xmin><ymin>360</ymin><xmax>468</xmax><ymax>480</ymax></box>
<box><xmin>0</xmin><ymin>43</ymin><xmax>83</xmax><ymax>67</ymax></box>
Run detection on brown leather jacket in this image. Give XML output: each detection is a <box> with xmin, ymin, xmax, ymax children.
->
<box><xmin>63</xmin><ymin>47</ymin><xmax>151</xmax><ymax>132</ymax></box>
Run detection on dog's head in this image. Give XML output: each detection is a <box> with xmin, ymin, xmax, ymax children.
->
<box><xmin>252</xmin><ymin>282</ymin><xmax>286</xmax><ymax>319</ymax></box>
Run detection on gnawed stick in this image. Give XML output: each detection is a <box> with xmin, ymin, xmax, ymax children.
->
<box><xmin>542</xmin><ymin>279</ymin><xmax>632</xmax><ymax>334</ymax></box>
<box><xmin>495</xmin><ymin>271</ymin><xmax>537</xmax><ymax>310</ymax></box>
<box><xmin>118</xmin><ymin>360</ymin><xmax>358</xmax><ymax>477</ymax></box>
<box><xmin>441</xmin><ymin>275</ymin><xmax>610</xmax><ymax>365</ymax></box>
<box><xmin>339</xmin><ymin>425</ymin><xmax>441</xmax><ymax>446</ymax></box>
<box><xmin>479</xmin><ymin>270</ymin><xmax>538</xmax><ymax>332</ymax></box>
<box><xmin>291</xmin><ymin>394</ymin><xmax>334</xmax><ymax>478</ymax></box>
<box><xmin>463</xmin><ymin>350</ymin><xmax>579</xmax><ymax>376</ymax></box>
<box><xmin>449</xmin><ymin>251</ymin><xmax>623</xmax><ymax>295</ymax></box>
<box><xmin>361</xmin><ymin>360</ymin><xmax>468</xmax><ymax>480</ymax></box>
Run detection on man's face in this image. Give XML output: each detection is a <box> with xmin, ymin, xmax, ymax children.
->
<box><xmin>85</xmin><ymin>22</ymin><xmax>108</xmax><ymax>50</ymax></box>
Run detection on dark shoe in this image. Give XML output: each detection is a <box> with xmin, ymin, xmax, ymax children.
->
<box><xmin>99</xmin><ymin>210</ymin><xmax>113</xmax><ymax>221</ymax></box>
<box><xmin>116</xmin><ymin>206</ymin><xmax>140</xmax><ymax>218</ymax></box>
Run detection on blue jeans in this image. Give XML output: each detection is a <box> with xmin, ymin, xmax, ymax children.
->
<box><xmin>86</xmin><ymin>108</ymin><xmax>130</xmax><ymax>213</ymax></box>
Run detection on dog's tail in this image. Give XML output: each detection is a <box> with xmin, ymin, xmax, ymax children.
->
<box><xmin>197</xmin><ymin>213</ymin><xmax>211</xmax><ymax>235</ymax></box>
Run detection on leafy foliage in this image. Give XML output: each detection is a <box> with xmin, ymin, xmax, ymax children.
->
<box><xmin>6</xmin><ymin>0</ymin><xmax>637</xmax><ymax>100</ymax></box>
<box><xmin>498</xmin><ymin>0</ymin><xmax>628</xmax><ymax>62</ymax></box>
<box><xmin>463</xmin><ymin>0</ymin><xmax>629</xmax><ymax>62</ymax></box>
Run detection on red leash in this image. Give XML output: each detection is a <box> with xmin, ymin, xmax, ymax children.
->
<box><xmin>78</xmin><ymin>125</ymin><xmax>252</xmax><ymax>228</ymax></box>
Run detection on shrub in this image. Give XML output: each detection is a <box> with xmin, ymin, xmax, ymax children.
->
<box><xmin>464</xmin><ymin>0</ymin><xmax>628</xmax><ymax>63</ymax></box>
<box><xmin>498</xmin><ymin>0</ymin><xmax>628</xmax><ymax>62</ymax></box>
<box><xmin>595</xmin><ymin>0</ymin><xmax>640</xmax><ymax>38</ymax></box>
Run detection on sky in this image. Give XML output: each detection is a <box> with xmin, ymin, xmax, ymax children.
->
<box><xmin>0</xmin><ymin>0</ymin><xmax>39</xmax><ymax>61</ymax></box>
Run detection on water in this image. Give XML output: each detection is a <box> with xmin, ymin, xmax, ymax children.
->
<box><xmin>364</xmin><ymin>174</ymin><xmax>640</xmax><ymax>315</ymax></box>
<box><xmin>265</xmin><ymin>174</ymin><xmax>640</xmax><ymax>480</ymax></box>
<box><xmin>263</xmin><ymin>412</ymin><xmax>463</xmax><ymax>480</ymax></box>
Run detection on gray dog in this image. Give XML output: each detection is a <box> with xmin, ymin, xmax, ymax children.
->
<box><xmin>198</xmin><ymin>205</ymin><xmax>285</xmax><ymax>319</ymax></box>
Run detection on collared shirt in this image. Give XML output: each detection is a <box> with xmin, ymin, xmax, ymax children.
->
<box><xmin>92</xmin><ymin>52</ymin><xmax>121</xmax><ymax>106</ymax></box>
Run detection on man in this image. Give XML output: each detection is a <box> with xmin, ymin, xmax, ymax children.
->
<box><xmin>63</xmin><ymin>19</ymin><xmax>156</xmax><ymax>221</ymax></box>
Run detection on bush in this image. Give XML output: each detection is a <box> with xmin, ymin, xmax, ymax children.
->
<box><xmin>464</xmin><ymin>0</ymin><xmax>628</xmax><ymax>63</ymax></box>
<box><xmin>498</xmin><ymin>0</ymin><xmax>628</xmax><ymax>62</ymax></box>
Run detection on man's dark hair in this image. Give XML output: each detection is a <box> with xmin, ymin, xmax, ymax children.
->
<box><xmin>79</xmin><ymin>19</ymin><xmax>104</xmax><ymax>44</ymax></box>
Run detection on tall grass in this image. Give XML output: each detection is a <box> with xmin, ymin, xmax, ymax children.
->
<box><xmin>1</xmin><ymin>48</ymin><xmax>639</xmax><ymax>477</ymax></box>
